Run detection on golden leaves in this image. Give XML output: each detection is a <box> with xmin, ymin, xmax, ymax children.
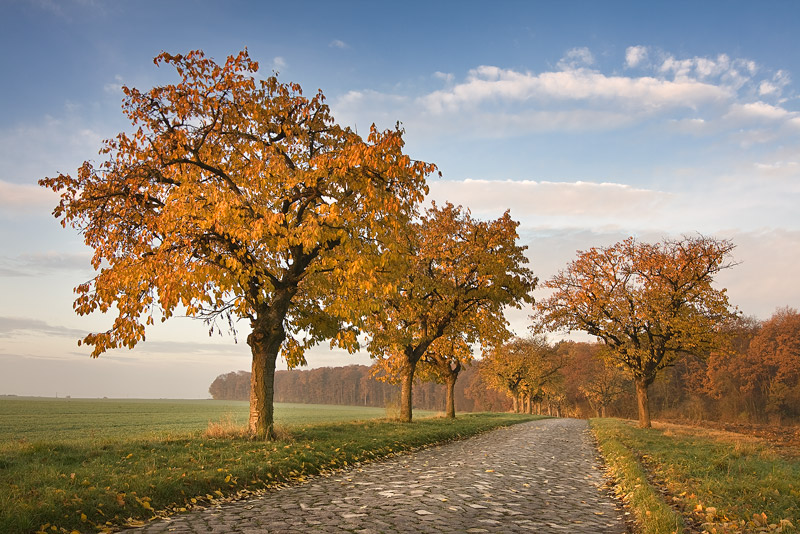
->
<box><xmin>39</xmin><ymin>48</ymin><xmax>436</xmax><ymax>362</ymax></box>
<box><xmin>537</xmin><ymin>235</ymin><xmax>736</xmax><ymax>384</ymax></box>
<box><xmin>366</xmin><ymin>202</ymin><xmax>537</xmax><ymax>382</ymax></box>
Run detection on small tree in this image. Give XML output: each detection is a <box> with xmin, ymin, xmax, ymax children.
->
<box><xmin>579</xmin><ymin>363</ymin><xmax>629</xmax><ymax>417</ymax></box>
<box><xmin>481</xmin><ymin>336</ymin><xmax>561</xmax><ymax>413</ymax></box>
<box><xmin>39</xmin><ymin>50</ymin><xmax>435</xmax><ymax>439</ymax></box>
<box><xmin>537</xmin><ymin>236</ymin><xmax>736</xmax><ymax>427</ymax></box>
<box><xmin>366</xmin><ymin>202</ymin><xmax>536</xmax><ymax>422</ymax></box>
<box><xmin>417</xmin><ymin>334</ymin><xmax>473</xmax><ymax>418</ymax></box>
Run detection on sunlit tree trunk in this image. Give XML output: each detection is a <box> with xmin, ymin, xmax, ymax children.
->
<box><xmin>248</xmin><ymin>327</ymin><xmax>284</xmax><ymax>440</ymax></box>
<box><xmin>248</xmin><ymin>305</ymin><xmax>288</xmax><ymax>440</ymax></box>
<box><xmin>445</xmin><ymin>372</ymin><xmax>457</xmax><ymax>419</ymax></box>
<box><xmin>635</xmin><ymin>378</ymin><xmax>652</xmax><ymax>428</ymax></box>
<box><xmin>399</xmin><ymin>359</ymin><xmax>417</xmax><ymax>422</ymax></box>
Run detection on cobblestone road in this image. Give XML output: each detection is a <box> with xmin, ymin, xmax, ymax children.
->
<box><xmin>120</xmin><ymin>418</ymin><xmax>627</xmax><ymax>533</ymax></box>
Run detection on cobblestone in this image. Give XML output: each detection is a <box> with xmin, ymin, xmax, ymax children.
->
<box><xmin>120</xmin><ymin>418</ymin><xmax>627</xmax><ymax>533</ymax></box>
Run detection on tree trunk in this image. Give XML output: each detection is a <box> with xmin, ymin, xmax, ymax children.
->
<box><xmin>445</xmin><ymin>372</ymin><xmax>457</xmax><ymax>419</ymax></box>
<box><xmin>600</xmin><ymin>404</ymin><xmax>607</xmax><ymax>418</ymax></box>
<box><xmin>248</xmin><ymin>320</ymin><xmax>285</xmax><ymax>440</ymax></box>
<box><xmin>399</xmin><ymin>359</ymin><xmax>417</xmax><ymax>422</ymax></box>
<box><xmin>511</xmin><ymin>394</ymin><xmax>518</xmax><ymax>413</ymax></box>
<box><xmin>635</xmin><ymin>378</ymin><xmax>652</xmax><ymax>428</ymax></box>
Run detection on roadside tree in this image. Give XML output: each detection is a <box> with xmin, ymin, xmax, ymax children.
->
<box><xmin>416</xmin><ymin>334</ymin><xmax>473</xmax><ymax>418</ymax></box>
<box><xmin>39</xmin><ymin>50</ymin><xmax>435</xmax><ymax>439</ymax></box>
<box><xmin>481</xmin><ymin>336</ymin><xmax>562</xmax><ymax>413</ymax></box>
<box><xmin>536</xmin><ymin>236</ymin><xmax>736</xmax><ymax>427</ymax></box>
<box><xmin>367</xmin><ymin>203</ymin><xmax>536</xmax><ymax>422</ymax></box>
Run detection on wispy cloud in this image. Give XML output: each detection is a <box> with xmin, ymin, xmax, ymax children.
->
<box><xmin>0</xmin><ymin>317</ymin><xmax>86</xmax><ymax>338</ymax></box>
<box><xmin>0</xmin><ymin>179</ymin><xmax>59</xmax><ymax>215</ymax></box>
<box><xmin>272</xmin><ymin>56</ymin><xmax>287</xmax><ymax>71</ymax></box>
<box><xmin>329</xmin><ymin>39</ymin><xmax>349</xmax><ymax>49</ymax></box>
<box><xmin>433</xmin><ymin>71</ymin><xmax>454</xmax><ymax>84</ymax></box>
<box><xmin>557</xmin><ymin>47</ymin><xmax>595</xmax><ymax>70</ymax></box>
<box><xmin>0</xmin><ymin>113</ymin><xmax>106</xmax><ymax>188</ymax></box>
<box><xmin>428</xmin><ymin>179</ymin><xmax>673</xmax><ymax>231</ymax></box>
<box><xmin>625</xmin><ymin>45</ymin><xmax>649</xmax><ymax>68</ymax></box>
<box><xmin>332</xmin><ymin>46</ymin><xmax>796</xmax><ymax>142</ymax></box>
<box><xmin>420</xmin><ymin>66</ymin><xmax>729</xmax><ymax>114</ymax></box>
<box><xmin>0</xmin><ymin>251</ymin><xmax>91</xmax><ymax>277</ymax></box>
<box><xmin>428</xmin><ymin>171</ymin><xmax>799</xmax><ymax>236</ymax></box>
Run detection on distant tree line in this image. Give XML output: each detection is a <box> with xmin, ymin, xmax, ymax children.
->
<box><xmin>211</xmin><ymin>306</ymin><xmax>800</xmax><ymax>426</ymax></box>
<box><xmin>209</xmin><ymin>364</ymin><xmax>511</xmax><ymax>413</ymax></box>
<box><xmin>489</xmin><ymin>307</ymin><xmax>800</xmax><ymax>425</ymax></box>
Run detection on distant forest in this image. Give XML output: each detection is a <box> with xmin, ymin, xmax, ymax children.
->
<box><xmin>209</xmin><ymin>365</ymin><xmax>512</xmax><ymax>413</ymax></box>
<box><xmin>210</xmin><ymin>306</ymin><xmax>800</xmax><ymax>424</ymax></box>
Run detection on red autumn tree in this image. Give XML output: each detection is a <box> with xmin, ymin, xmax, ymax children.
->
<box><xmin>537</xmin><ymin>236</ymin><xmax>736</xmax><ymax>427</ymax></box>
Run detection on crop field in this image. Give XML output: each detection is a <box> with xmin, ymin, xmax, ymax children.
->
<box><xmin>0</xmin><ymin>397</ymin><xmax>396</xmax><ymax>443</ymax></box>
<box><xmin>0</xmin><ymin>397</ymin><xmax>532</xmax><ymax>533</ymax></box>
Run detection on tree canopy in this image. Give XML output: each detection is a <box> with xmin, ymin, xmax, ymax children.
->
<box><xmin>39</xmin><ymin>49</ymin><xmax>436</xmax><ymax>438</ymax></box>
<box><xmin>480</xmin><ymin>336</ymin><xmax>562</xmax><ymax>414</ymax></box>
<box><xmin>536</xmin><ymin>235</ymin><xmax>736</xmax><ymax>427</ymax></box>
<box><xmin>367</xmin><ymin>202</ymin><xmax>537</xmax><ymax>421</ymax></box>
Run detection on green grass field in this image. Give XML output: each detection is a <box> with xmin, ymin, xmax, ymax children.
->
<box><xmin>591</xmin><ymin>418</ymin><xmax>800</xmax><ymax>534</ymax></box>
<box><xmin>0</xmin><ymin>397</ymin><xmax>536</xmax><ymax>534</ymax></box>
<box><xmin>0</xmin><ymin>397</ymin><xmax>399</xmax><ymax>443</ymax></box>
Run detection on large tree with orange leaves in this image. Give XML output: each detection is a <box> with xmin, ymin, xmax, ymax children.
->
<box><xmin>367</xmin><ymin>203</ymin><xmax>536</xmax><ymax>422</ymax></box>
<box><xmin>537</xmin><ymin>236</ymin><xmax>736</xmax><ymax>427</ymax></box>
<box><xmin>39</xmin><ymin>50</ymin><xmax>435</xmax><ymax>439</ymax></box>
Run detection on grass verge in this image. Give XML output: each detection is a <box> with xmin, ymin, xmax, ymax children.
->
<box><xmin>591</xmin><ymin>418</ymin><xmax>683</xmax><ymax>534</ymax></box>
<box><xmin>591</xmin><ymin>418</ymin><xmax>799</xmax><ymax>534</ymax></box>
<box><xmin>2</xmin><ymin>412</ymin><xmax>541</xmax><ymax>533</ymax></box>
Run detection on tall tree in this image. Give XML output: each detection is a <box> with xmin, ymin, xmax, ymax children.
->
<box><xmin>537</xmin><ymin>236</ymin><xmax>736</xmax><ymax>427</ymax></box>
<box><xmin>367</xmin><ymin>202</ymin><xmax>536</xmax><ymax>422</ymax></box>
<box><xmin>39</xmin><ymin>50</ymin><xmax>435</xmax><ymax>439</ymax></box>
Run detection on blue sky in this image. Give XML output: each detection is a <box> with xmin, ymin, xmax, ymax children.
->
<box><xmin>1</xmin><ymin>0</ymin><xmax>799</xmax><ymax>398</ymax></box>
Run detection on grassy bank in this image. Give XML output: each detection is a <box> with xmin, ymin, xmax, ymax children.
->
<box><xmin>591</xmin><ymin>418</ymin><xmax>799</xmax><ymax>533</ymax></box>
<box><xmin>0</xmin><ymin>398</ymin><xmax>539</xmax><ymax>533</ymax></box>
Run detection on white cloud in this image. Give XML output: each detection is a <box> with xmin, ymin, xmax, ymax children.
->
<box><xmin>0</xmin><ymin>179</ymin><xmax>59</xmax><ymax>214</ymax></box>
<box><xmin>758</xmin><ymin>69</ymin><xmax>791</xmax><ymax>99</ymax></box>
<box><xmin>658</xmin><ymin>53</ymin><xmax>757</xmax><ymax>90</ymax></box>
<box><xmin>332</xmin><ymin>46</ymin><xmax>795</xmax><ymax>143</ymax></box>
<box><xmin>419</xmin><ymin>66</ymin><xmax>729</xmax><ymax>115</ymax></box>
<box><xmin>625</xmin><ymin>45</ymin><xmax>649</xmax><ymax>68</ymax></box>
<box><xmin>272</xmin><ymin>56</ymin><xmax>286</xmax><ymax>71</ymax></box>
<box><xmin>433</xmin><ymin>71</ymin><xmax>454</xmax><ymax>84</ymax></box>
<box><xmin>725</xmin><ymin>101</ymin><xmax>793</xmax><ymax>122</ymax></box>
<box><xmin>329</xmin><ymin>39</ymin><xmax>349</xmax><ymax>49</ymax></box>
<box><xmin>103</xmin><ymin>74</ymin><xmax>124</xmax><ymax>94</ymax></box>
<box><xmin>557</xmin><ymin>47</ymin><xmax>595</xmax><ymax>70</ymax></box>
<box><xmin>427</xmin><ymin>179</ymin><xmax>672</xmax><ymax>230</ymax></box>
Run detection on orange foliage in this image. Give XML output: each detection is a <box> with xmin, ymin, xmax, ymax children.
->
<box><xmin>537</xmin><ymin>236</ymin><xmax>736</xmax><ymax>427</ymax></box>
<box><xmin>366</xmin><ymin>202</ymin><xmax>536</xmax><ymax>421</ymax></box>
<box><xmin>39</xmin><ymin>49</ymin><xmax>436</xmax><ymax>439</ymax></box>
